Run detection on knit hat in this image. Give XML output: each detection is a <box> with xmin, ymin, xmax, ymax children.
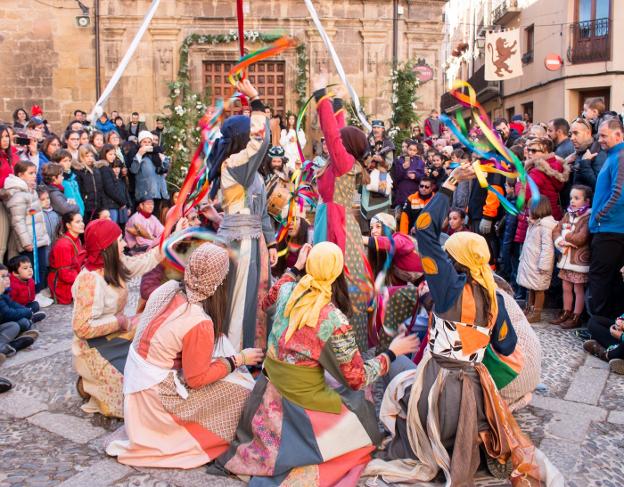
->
<box><xmin>184</xmin><ymin>243</ymin><xmax>230</xmax><ymax>304</ymax></box>
<box><xmin>84</xmin><ymin>219</ymin><xmax>122</xmax><ymax>271</ymax></box>
<box><xmin>371</xmin><ymin>119</ymin><xmax>385</xmax><ymax>128</ymax></box>
<box><xmin>138</xmin><ymin>130</ymin><xmax>153</xmax><ymax>144</ymax></box>
<box><xmin>268</xmin><ymin>146</ymin><xmax>285</xmax><ymax>158</ymax></box>
<box><xmin>370</xmin><ymin>213</ymin><xmax>396</xmax><ymax>233</ymax></box>
<box><xmin>31</xmin><ymin>105</ymin><xmax>43</xmax><ymax>118</ymax></box>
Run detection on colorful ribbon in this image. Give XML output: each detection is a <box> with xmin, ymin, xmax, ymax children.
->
<box><xmin>303</xmin><ymin>0</ymin><xmax>371</xmax><ymax>132</ymax></box>
<box><xmin>162</xmin><ymin>227</ymin><xmax>228</xmax><ymax>272</ymax></box>
<box><xmin>440</xmin><ymin>80</ymin><xmax>540</xmax><ymax>215</ymax></box>
<box><xmin>227</xmin><ymin>37</ymin><xmax>297</xmax><ymax>87</ymax></box>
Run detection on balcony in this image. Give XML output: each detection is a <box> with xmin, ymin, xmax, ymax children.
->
<box><xmin>440</xmin><ymin>66</ymin><xmax>500</xmax><ymax>113</ymax></box>
<box><xmin>492</xmin><ymin>0</ymin><xmax>521</xmax><ymax>26</ymax></box>
<box><xmin>568</xmin><ymin>18</ymin><xmax>611</xmax><ymax>64</ymax></box>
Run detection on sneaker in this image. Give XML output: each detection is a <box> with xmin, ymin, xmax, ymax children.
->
<box><xmin>39</xmin><ymin>288</ymin><xmax>51</xmax><ymax>298</ymax></box>
<box><xmin>0</xmin><ymin>345</ymin><xmax>16</xmax><ymax>357</ymax></box>
<box><xmin>35</xmin><ymin>294</ymin><xmax>54</xmax><ymax>308</ymax></box>
<box><xmin>609</xmin><ymin>359</ymin><xmax>624</xmax><ymax>375</ymax></box>
<box><xmin>8</xmin><ymin>336</ymin><xmax>34</xmax><ymax>351</ymax></box>
<box><xmin>0</xmin><ymin>377</ymin><xmax>12</xmax><ymax>393</ymax></box>
<box><xmin>20</xmin><ymin>330</ymin><xmax>40</xmax><ymax>341</ymax></box>
<box><xmin>32</xmin><ymin>312</ymin><xmax>46</xmax><ymax>323</ymax></box>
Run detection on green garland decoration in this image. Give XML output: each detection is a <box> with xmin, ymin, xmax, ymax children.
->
<box><xmin>388</xmin><ymin>61</ymin><xmax>420</xmax><ymax>148</ymax></box>
<box><xmin>161</xmin><ymin>31</ymin><xmax>308</xmax><ymax>191</ymax></box>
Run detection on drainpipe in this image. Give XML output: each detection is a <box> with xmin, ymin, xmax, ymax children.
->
<box><xmin>392</xmin><ymin>0</ymin><xmax>398</xmax><ymax>70</ymax></box>
<box><xmin>94</xmin><ymin>0</ymin><xmax>101</xmax><ymax>99</ymax></box>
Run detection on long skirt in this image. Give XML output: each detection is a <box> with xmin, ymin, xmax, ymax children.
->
<box><xmin>214</xmin><ymin>374</ymin><xmax>382</xmax><ymax>486</ymax></box>
<box><xmin>73</xmin><ymin>330</ymin><xmax>134</xmax><ymax>418</ymax></box>
<box><xmin>226</xmin><ymin>235</ymin><xmax>270</xmax><ymax>351</ymax></box>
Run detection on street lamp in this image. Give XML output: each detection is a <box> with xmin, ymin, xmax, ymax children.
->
<box><xmin>476</xmin><ymin>37</ymin><xmax>486</xmax><ymax>50</ymax></box>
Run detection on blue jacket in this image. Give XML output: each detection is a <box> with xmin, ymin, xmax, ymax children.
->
<box><xmin>130</xmin><ymin>153</ymin><xmax>169</xmax><ymax>201</ymax></box>
<box><xmin>589</xmin><ymin>142</ymin><xmax>624</xmax><ymax>234</ymax></box>
<box><xmin>555</xmin><ymin>138</ymin><xmax>575</xmax><ymax>159</ymax></box>
<box><xmin>37</xmin><ymin>152</ymin><xmax>50</xmax><ymax>185</ymax></box>
<box><xmin>0</xmin><ymin>293</ymin><xmax>32</xmax><ymax>322</ymax></box>
<box><xmin>62</xmin><ymin>170</ymin><xmax>85</xmax><ymax>216</ymax></box>
<box><xmin>95</xmin><ymin>118</ymin><xmax>118</xmax><ymax>134</ymax></box>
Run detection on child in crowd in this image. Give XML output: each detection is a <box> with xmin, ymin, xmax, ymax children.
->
<box><xmin>38</xmin><ymin>186</ymin><xmax>60</xmax><ymax>264</ymax></box>
<box><xmin>426</xmin><ymin>152</ymin><xmax>448</xmax><ymax>190</ymax></box>
<box><xmin>446</xmin><ymin>207</ymin><xmax>468</xmax><ymax>235</ymax></box>
<box><xmin>74</xmin><ymin>144</ymin><xmax>103</xmax><ymax>223</ymax></box>
<box><xmin>52</xmin><ymin>149</ymin><xmax>84</xmax><ymax>216</ymax></box>
<box><xmin>97</xmin><ymin>144</ymin><xmax>131</xmax><ymax>226</ymax></box>
<box><xmin>8</xmin><ymin>255</ymin><xmax>44</xmax><ymax>311</ymax></box>
<box><xmin>517</xmin><ymin>196</ymin><xmax>558</xmax><ymax>323</ymax></box>
<box><xmin>551</xmin><ymin>185</ymin><xmax>593</xmax><ymax>329</ymax></box>
<box><xmin>0</xmin><ymin>264</ymin><xmax>39</xmax><ymax>363</ymax></box>
<box><xmin>1</xmin><ymin>161</ymin><xmax>50</xmax><ymax>292</ymax></box>
<box><xmin>124</xmin><ymin>198</ymin><xmax>164</xmax><ymax>250</ymax></box>
<box><xmin>451</xmin><ymin>150</ymin><xmax>472</xmax><ymax>209</ymax></box>
<box><xmin>43</xmin><ymin>163</ymin><xmax>80</xmax><ymax>216</ymax></box>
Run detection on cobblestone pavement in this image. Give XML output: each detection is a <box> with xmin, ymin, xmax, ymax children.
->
<box><xmin>1</xmin><ymin>280</ymin><xmax>622</xmax><ymax>487</ymax></box>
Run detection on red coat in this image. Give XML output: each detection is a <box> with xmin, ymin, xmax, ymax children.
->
<box><xmin>47</xmin><ymin>233</ymin><xmax>85</xmax><ymax>304</ymax></box>
<box><xmin>524</xmin><ymin>154</ymin><xmax>570</xmax><ymax>221</ymax></box>
<box><xmin>0</xmin><ymin>146</ymin><xmax>18</xmax><ymax>188</ymax></box>
<box><xmin>9</xmin><ymin>273</ymin><xmax>35</xmax><ymax>305</ymax></box>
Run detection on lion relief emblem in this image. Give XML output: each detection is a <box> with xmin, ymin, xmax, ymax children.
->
<box><xmin>487</xmin><ymin>37</ymin><xmax>517</xmax><ymax>77</ymax></box>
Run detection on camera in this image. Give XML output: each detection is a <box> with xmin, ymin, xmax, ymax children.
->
<box><xmin>15</xmin><ymin>136</ymin><xmax>31</xmax><ymax>146</ymax></box>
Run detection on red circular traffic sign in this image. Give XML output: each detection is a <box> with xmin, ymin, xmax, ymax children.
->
<box><xmin>545</xmin><ymin>54</ymin><xmax>563</xmax><ymax>71</ymax></box>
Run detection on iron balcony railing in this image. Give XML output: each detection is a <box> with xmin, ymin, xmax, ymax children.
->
<box><xmin>492</xmin><ymin>0</ymin><xmax>521</xmax><ymax>26</ymax></box>
<box><xmin>568</xmin><ymin>18</ymin><xmax>611</xmax><ymax>64</ymax></box>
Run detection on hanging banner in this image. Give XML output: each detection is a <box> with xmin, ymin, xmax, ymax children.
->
<box><xmin>89</xmin><ymin>0</ymin><xmax>162</xmax><ymax>120</ymax></box>
<box><xmin>485</xmin><ymin>29</ymin><xmax>522</xmax><ymax>81</ymax></box>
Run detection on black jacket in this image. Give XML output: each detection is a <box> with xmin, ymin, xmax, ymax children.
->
<box><xmin>73</xmin><ymin>162</ymin><xmax>103</xmax><ymax>215</ymax></box>
<box><xmin>95</xmin><ymin>161</ymin><xmax>131</xmax><ymax>209</ymax></box>
<box><xmin>505</xmin><ymin>128</ymin><xmax>521</xmax><ymax>148</ymax></box>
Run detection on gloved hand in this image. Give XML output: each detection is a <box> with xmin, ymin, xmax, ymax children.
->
<box><xmin>478</xmin><ymin>219</ymin><xmax>492</xmax><ymax>235</ymax></box>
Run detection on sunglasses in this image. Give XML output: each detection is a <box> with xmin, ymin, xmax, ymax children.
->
<box><xmin>571</xmin><ymin>117</ymin><xmax>592</xmax><ymax>130</ymax></box>
<box><xmin>526</xmin><ymin>148</ymin><xmax>542</xmax><ymax>154</ymax></box>
<box><xmin>420</xmin><ymin>184</ymin><xmax>431</xmax><ymax>189</ymax></box>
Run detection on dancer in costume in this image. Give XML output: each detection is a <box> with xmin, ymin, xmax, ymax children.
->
<box><xmin>312</xmin><ymin>76</ymin><xmax>371</xmax><ymax>350</ymax></box>
<box><xmin>210</xmin><ymin>80</ymin><xmax>277</xmax><ymax>351</ymax></box>
<box><xmin>214</xmin><ymin>242</ymin><xmax>419</xmax><ymax>485</ymax></box>
<box><xmin>71</xmin><ymin>219</ymin><xmax>164</xmax><ymax>418</ymax></box>
<box><xmin>365</xmin><ymin>164</ymin><xmax>562</xmax><ymax>486</ymax></box>
<box><xmin>106</xmin><ymin>243</ymin><xmax>261</xmax><ymax>468</ymax></box>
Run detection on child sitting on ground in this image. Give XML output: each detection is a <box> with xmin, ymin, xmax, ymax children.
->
<box><xmin>0</xmin><ymin>264</ymin><xmax>43</xmax><ymax>363</ymax></box>
<box><xmin>8</xmin><ymin>256</ymin><xmax>48</xmax><ymax>313</ymax></box>
<box><xmin>124</xmin><ymin>198</ymin><xmax>164</xmax><ymax>251</ymax></box>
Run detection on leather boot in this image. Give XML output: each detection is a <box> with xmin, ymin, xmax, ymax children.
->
<box><xmin>549</xmin><ymin>310</ymin><xmax>572</xmax><ymax>325</ymax></box>
<box><xmin>560</xmin><ymin>313</ymin><xmax>582</xmax><ymax>329</ymax></box>
<box><xmin>583</xmin><ymin>340</ymin><xmax>607</xmax><ymax>361</ymax></box>
<box><xmin>525</xmin><ymin>307</ymin><xmax>542</xmax><ymax>323</ymax></box>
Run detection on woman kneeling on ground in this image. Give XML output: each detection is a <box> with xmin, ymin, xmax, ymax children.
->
<box><xmin>213</xmin><ymin>241</ymin><xmax>418</xmax><ymax>485</ymax></box>
<box><xmin>107</xmin><ymin>243</ymin><xmax>261</xmax><ymax>468</ymax></box>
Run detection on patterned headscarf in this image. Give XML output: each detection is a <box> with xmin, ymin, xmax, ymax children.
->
<box><xmin>444</xmin><ymin>231</ymin><xmax>498</xmax><ymax>326</ymax></box>
<box><xmin>184</xmin><ymin>243</ymin><xmax>230</xmax><ymax>304</ymax></box>
<box><xmin>283</xmin><ymin>242</ymin><xmax>344</xmax><ymax>342</ymax></box>
<box><xmin>84</xmin><ymin>219</ymin><xmax>122</xmax><ymax>271</ymax></box>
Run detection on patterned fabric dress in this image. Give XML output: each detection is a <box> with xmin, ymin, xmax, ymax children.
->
<box><xmin>218</xmin><ymin>110</ymin><xmax>274</xmax><ymax>351</ymax></box>
<box><xmin>106</xmin><ymin>282</ymin><xmax>254</xmax><ymax>468</ymax></box>
<box><xmin>313</xmin><ymin>96</ymin><xmax>369</xmax><ymax>350</ymax></box>
<box><xmin>71</xmin><ymin>248</ymin><xmax>161</xmax><ymax>418</ymax></box>
<box><xmin>214</xmin><ymin>273</ymin><xmax>390</xmax><ymax>486</ymax></box>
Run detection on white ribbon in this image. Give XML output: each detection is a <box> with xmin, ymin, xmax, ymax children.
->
<box><xmin>89</xmin><ymin>0</ymin><xmax>162</xmax><ymax>121</ymax></box>
<box><xmin>303</xmin><ymin>0</ymin><xmax>371</xmax><ymax>133</ymax></box>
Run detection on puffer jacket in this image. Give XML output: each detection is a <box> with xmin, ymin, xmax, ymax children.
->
<box><xmin>523</xmin><ymin>154</ymin><xmax>570</xmax><ymax>220</ymax></box>
<box><xmin>73</xmin><ymin>161</ymin><xmax>103</xmax><ymax>218</ymax></box>
<box><xmin>0</xmin><ymin>174</ymin><xmax>50</xmax><ymax>251</ymax></box>
<box><xmin>517</xmin><ymin>215</ymin><xmax>558</xmax><ymax>291</ymax></box>
<box><xmin>553</xmin><ymin>210</ymin><xmax>591</xmax><ymax>274</ymax></box>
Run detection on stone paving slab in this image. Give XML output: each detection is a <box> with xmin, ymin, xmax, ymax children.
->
<box><xmin>0</xmin><ymin>389</ymin><xmax>48</xmax><ymax>419</ymax></box>
<box><xmin>56</xmin><ymin>460</ymin><xmax>133</xmax><ymax>487</ymax></box>
<box><xmin>607</xmin><ymin>410</ymin><xmax>624</xmax><ymax>425</ymax></box>
<box><xmin>531</xmin><ymin>394</ymin><xmax>608</xmax><ymax>420</ymax></box>
<box><xmin>28</xmin><ymin>411</ymin><xmax>107</xmax><ymax>444</ymax></box>
<box><xmin>564</xmin><ymin>365</ymin><xmax>610</xmax><ymax>405</ymax></box>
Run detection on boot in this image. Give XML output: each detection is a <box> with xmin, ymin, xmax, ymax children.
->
<box><xmin>560</xmin><ymin>313</ymin><xmax>582</xmax><ymax>329</ymax></box>
<box><xmin>549</xmin><ymin>310</ymin><xmax>572</xmax><ymax>325</ymax></box>
<box><xmin>525</xmin><ymin>307</ymin><xmax>542</xmax><ymax>323</ymax></box>
<box><xmin>583</xmin><ymin>340</ymin><xmax>607</xmax><ymax>361</ymax></box>
<box><xmin>524</xmin><ymin>291</ymin><xmax>535</xmax><ymax>315</ymax></box>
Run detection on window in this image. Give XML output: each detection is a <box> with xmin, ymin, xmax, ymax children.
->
<box><xmin>523</xmin><ymin>24</ymin><xmax>534</xmax><ymax>64</ymax></box>
<box><xmin>570</xmin><ymin>0</ymin><xmax>611</xmax><ymax>63</ymax></box>
<box><xmin>506</xmin><ymin>107</ymin><xmax>516</xmax><ymax>122</ymax></box>
<box><xmin>521</xmin><ymin>102</ymin><xmax>533</xmax><ymax>123</ymax></box>
<box><xmin>203</xmin><ymin>60</ymin><xmax>286</xmax><ymax>115</ymax></box>
<box><xmin>577</xmin><ymin>0</ymin><xmax>610</xmax><ymax>37</ymax></box>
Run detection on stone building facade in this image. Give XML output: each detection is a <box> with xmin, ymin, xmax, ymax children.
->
<box><xmin>0</xmin><ymin>0</ymin><xmax>445</xmax><ymax>129</ymax></box>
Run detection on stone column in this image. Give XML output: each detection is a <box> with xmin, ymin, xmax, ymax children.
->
<box><xmin>359</xmin><ymin>29</ymin><xmax>391</xmax><ymax>119</ymax></box>
<box><xmin>149</xmin><ymin>28</ymin><xmax>180</xmax><ymax>120</ymax></box>
<box><xmin>101</xmin><ymin>27</ymin><xmax>126</xmax><ymax>113</ymax></box>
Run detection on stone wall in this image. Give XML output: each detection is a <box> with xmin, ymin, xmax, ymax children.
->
<box><xmin>0</xmin><ymin>0</ymin><xmax>445</xmax><ymax>130</ymax></box>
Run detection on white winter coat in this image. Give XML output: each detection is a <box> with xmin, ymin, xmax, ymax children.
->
<box><xmin>1</xmin><ymin>174</ymin><xmax>50</xmax><ymax>252</ymax></box>
<box><xmin>517</xmin><ymin>215</ymin><xmax>557</xmax><ymax>291</ymax></box>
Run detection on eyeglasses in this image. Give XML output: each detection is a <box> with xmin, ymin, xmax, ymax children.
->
<box><xmin>419</xmin><ymin>184</ymin><xmax>431</xmax><ymax>189</ymax></box>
